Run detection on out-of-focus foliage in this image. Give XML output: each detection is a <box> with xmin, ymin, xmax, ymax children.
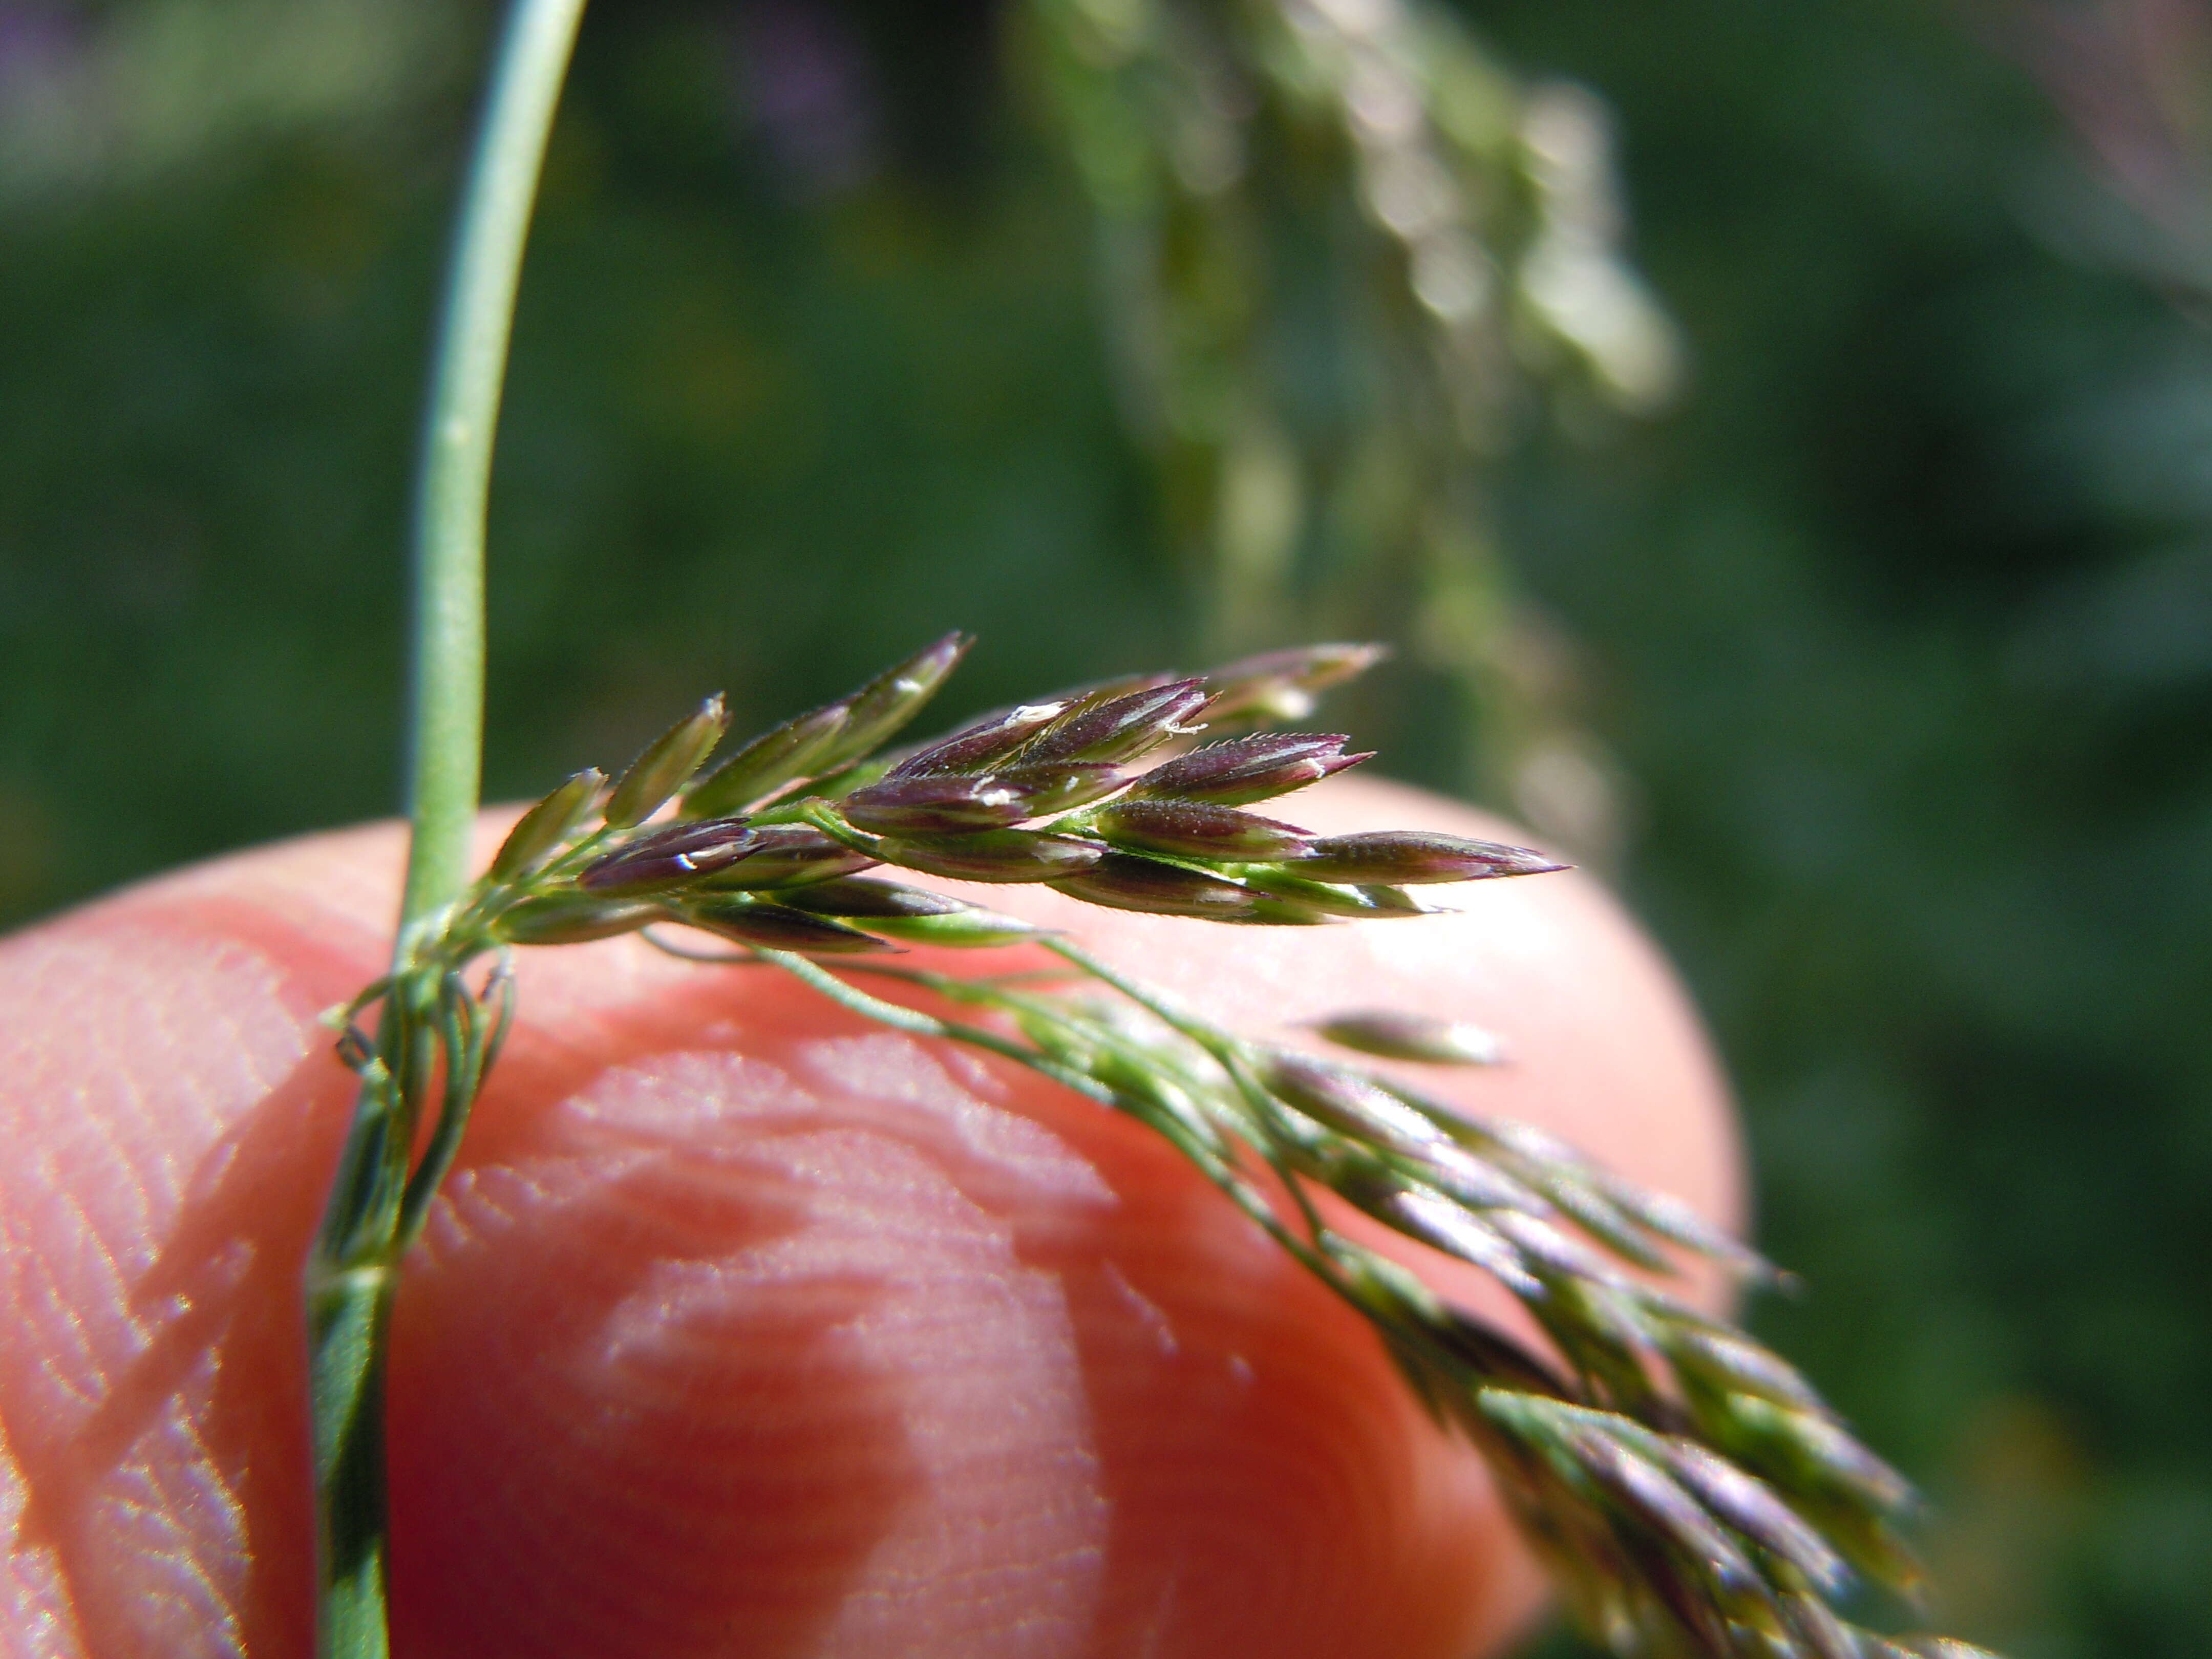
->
<box><xmin>1028</xmin><ymin>0</ymin><xmax>1676</xmax><ymax>860</ymax></box>
<box><xmin>1</xmin><ymin>1</ymin><xmax>2206</xmax><ymax>1655</ymax></box>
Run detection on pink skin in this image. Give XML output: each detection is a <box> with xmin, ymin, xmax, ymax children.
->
<box><xmin>0</xmin><ymin>777</ymin><xmax>1741</xmax><ymax>1659</ymax></box>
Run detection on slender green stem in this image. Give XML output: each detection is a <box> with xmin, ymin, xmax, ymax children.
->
<box><xmin>306</xmin><ymin>4</ymin><xmax>587</xmax><ymax>1656</ymax></box>
<box><xmin>399</xmin><ymin>0</ymin><xmax>590</xmax><ymax>935</ymax></box>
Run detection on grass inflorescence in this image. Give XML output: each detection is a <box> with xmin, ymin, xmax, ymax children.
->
<box><xmin>329</xmin><ymin>634</ymin><xmax>1998</xmax><ymax>1659</ymax></box>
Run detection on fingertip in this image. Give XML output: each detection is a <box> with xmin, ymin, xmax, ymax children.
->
<box><xmin>2</xmin><ymin>789</ymin><xmax>1737</xmax><ymax>1658</ymax></box>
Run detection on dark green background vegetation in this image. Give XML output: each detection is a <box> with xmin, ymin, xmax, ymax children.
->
<box><xmin>3</xmin><ymin>2</ymin><xmax>2205</xmax><ymax>1653</ymax></box>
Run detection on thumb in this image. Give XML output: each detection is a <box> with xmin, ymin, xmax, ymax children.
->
<box><xmin>0</xmin><ymin>777</ymin><xmax>1739</xmax><ymax>1658</ymax></box>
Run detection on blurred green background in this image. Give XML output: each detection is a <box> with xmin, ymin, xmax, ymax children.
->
<box><xmin>3</xmin><ymin>1</ymin><xmax>2207</xmax><ymax>1654</ymax></box>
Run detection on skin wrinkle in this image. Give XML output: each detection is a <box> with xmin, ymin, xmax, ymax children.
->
<box><xmin>753</xmin><ymin>1126</ymin><xmax>1107</xmax><ymax>1658</ymax></box>
<box><xmin>2</xmin><ymin>777</ymin><xmax>1738</xmax><ymax>1657</ymax></box>
<box><xmin>0</xmin><ymin>899</ymin><xmax>360</xmax><ymax>1659</ymax></box>
<box><xmin>92</xmin><ymin>1361</ymin><xmax>248</xmax><ymax>1659</ymax></box>
<box><xmin>4</xmin><ymin>1043</ymin><xmax>342</xmax><ymax>1659</ymax></box>
<box><xmin>1098</xmin><ymin>1265</ymin><xmax>1179</xmax><ymax>1358</ymax></box>
<box><xmin>570</xmin><ymin>1046</ymin><xmax>1112</xmax><ymax>1654</ymax></box>
<box><xmin>418</xmin><ymin>1152</ymin><xmax>651</xmax><ymax>1260</ymax></box>
<box><xmin>41</xmin><ymin>928</ymin><xmax>303</xmax><ymax>1265</ymax></box>
<box><xmin>15</xmin><ymin>1196</ymin><xmax>119</xmax><ymax>1417</ymax></box>
<box><xmin>391</xmin><ymin>1135</ymin><xmax>920</xmax><ymax>1656</ymax></box>
<box><xmin>797</xmin><ymin>1036</ymin><xmax>1118</xmax><ymax>1211</ymax></box>
<box><xmin>29</xmin><ymin>1210</ymin><xmax>112</xmax><ymax>1381</ymax></box>
<box><xmin>0</xmin><ymin>1408</ymin><xmax>87</xmax><ymax>1659</ymax></box>
<box><xmin>69</xmin><ymin>1072</ymin><xmax>159</xmax><ymax>1282</ymax></box>
<box><xmin>30</xmin><ymin>1147</ymin><xmax>151</xmax><ymax>1399</ymax></box>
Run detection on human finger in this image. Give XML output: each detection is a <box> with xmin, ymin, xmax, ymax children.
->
<box><xmin>0</xmin><ymin>777</ymin><xmax>1738</xmax><ymax>1657</ymax></box>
